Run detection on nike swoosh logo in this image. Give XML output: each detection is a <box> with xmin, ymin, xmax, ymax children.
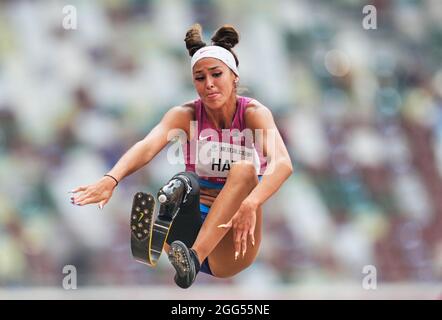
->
<box><xmin>199</xmin><ymin>134</ymin><xmax>212</xmax><ymax>140</ymax></box>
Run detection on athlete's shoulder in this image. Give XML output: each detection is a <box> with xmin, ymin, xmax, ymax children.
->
<box><xmin>168</xmin><ymin>101</ymin><xmax>195</xmax><ymax>119</ymax></box>
<box><xmin>162</xmin><ymin>102</ymin><xmax>196</xmax><ymax>138</ymax></box>
<box><xmin>244</xmin><ymin>98</ymin><xmax>273</xmax><ymax>124</ymax></box>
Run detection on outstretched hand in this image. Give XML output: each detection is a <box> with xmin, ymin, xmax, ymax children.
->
<box><xmin>70</xmin><ymin>176</ymin><xmax>117</xmax><ymax>209</ymax></box>
<box><xmin>217</xmin><ymin>199</ymin><xmax>258</xmax><ymax>260</ymax></box>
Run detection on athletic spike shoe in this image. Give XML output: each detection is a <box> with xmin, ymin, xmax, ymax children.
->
<box><xmin>168</xmin><ymin>240</ymin><xmax>201</xmax><ymax>289</ymax></box>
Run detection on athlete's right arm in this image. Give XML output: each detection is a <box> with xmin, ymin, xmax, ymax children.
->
<box><xmin>70</xmin><ymin>105</ymin><xmax>193</xmax><ymax>208</ymax></box>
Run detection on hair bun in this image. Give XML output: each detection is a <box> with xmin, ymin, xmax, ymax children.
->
<box><xmin>184</xmin><ymin>23</ymin><xmax>207</xmax><ymax>57</ymax></box>
<box><xmin>211</xmin><ymin>25</ymin><xmax>239</xmax><ymax>50</ymax></box>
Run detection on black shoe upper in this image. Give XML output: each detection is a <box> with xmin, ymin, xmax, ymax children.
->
<box><xmin>168</xmin><ymin>240</ymin><xmax>201</xmax><ymax>289</ymax></box>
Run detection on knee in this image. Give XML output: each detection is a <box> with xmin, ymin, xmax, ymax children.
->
<box><xmin>227</xmin><ymin>161</ymin><xmax>258</xmax><ymax>185</ymax></box>
<box><xmin>213</xmin><ymin>270</ymin><xmax>239</xmax><ymax>278</ymax></box>
<box><xmin>211</xmin><ymin>259</ymin><xmax>254</xmax><ymax>278</ymax></box>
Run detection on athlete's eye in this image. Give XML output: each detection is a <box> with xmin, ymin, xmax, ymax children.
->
<box><xmin>213</xmin><ymin>72</ymin><xmax>222</xmax><ymax>78</ymax></box>
<box><xmin>195</xmin><ymin>76</ymin><xmax>204</xmax><ymax>81</ymax></box>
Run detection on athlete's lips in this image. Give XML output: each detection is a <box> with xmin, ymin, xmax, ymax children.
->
<box><xmin>207</xmin><ymin>92</ymin><xmax>220</xmax><ymax>99</ymax></box>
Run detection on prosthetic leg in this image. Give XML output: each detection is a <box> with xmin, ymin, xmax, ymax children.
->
<box><xmin>130</xmin><ymin>174</ymin><xmax>193</xmax><ymax>266</ymax></box>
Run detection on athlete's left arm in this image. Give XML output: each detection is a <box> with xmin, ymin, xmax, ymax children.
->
<box><xmin>217</xmin><ymin>100</ymin><xmax>293</xmax><ymax>257</ymax></box>
<box><xmin>244</xmin><ymin>100</ymin><xmax>294</xmax><ymax>208</ymax></box>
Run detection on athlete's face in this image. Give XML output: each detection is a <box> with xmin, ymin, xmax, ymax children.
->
<box><xmin>192</xmin><ymin>58</ymin><xmax>238</xmax><ymax>110</ymax></box>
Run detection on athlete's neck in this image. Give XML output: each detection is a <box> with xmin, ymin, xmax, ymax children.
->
<box><xmin>204</xmin><ymin>94</ymin><xmax>237</xmax><ymax>130</ymax></box>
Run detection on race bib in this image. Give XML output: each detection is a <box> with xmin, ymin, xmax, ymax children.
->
<box><xmin>195</xmin><ymin>140</ymin><xmax>261</xmax><ymax>177</ymax></box>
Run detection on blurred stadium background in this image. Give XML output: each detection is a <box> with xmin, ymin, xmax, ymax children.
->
<box><xmin>0</xmin><ymin>0</ymin><xmax>441</xmax><ymax>299</ymax></box>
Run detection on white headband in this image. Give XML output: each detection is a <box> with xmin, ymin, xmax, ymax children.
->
<box><xmin>190</xmin><ymin>45</ymin><xmax>239</xmax><ymax>76</ymax></box>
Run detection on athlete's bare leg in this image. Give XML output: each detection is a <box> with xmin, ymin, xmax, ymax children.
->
<box><xmin>191</xmin><ymin>161</ymin><xmax>262</xmax><ymax>278</ymax></box>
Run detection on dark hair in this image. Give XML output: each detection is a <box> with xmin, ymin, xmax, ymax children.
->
<box><xmin>184</xmin><ymin>24</ymin><xmax>240</xmax><ymax>67</ymax></box>
<box><xmin>184</xmin><ymin>23</ymin><xmax>206</xmax><ymax>56</ymax></box>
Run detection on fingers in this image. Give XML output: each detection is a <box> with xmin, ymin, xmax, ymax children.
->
<box><xmin>71</xmin><ymin>195</ymin><xmax>107</xmax><ymax>207</ymax></box>
<box><xmin>69</xmin><ymin>185</ymin><xmax>88</xmax><ymax>205</ymax></box>
<box><xmin>233</xmin><ymin>228</ymin><xmax>241</xmax><ymax>261</ymax></box>
<box><xmin>218</xmin><ymin>210</ymin><xmax>257</xmax><ymax>261</ymax></box>
<box><xmin>219</xmin><ymin>221</ymin><xmax>254</xmax><ymax>260</ymax></box>
<box><xmin>249</xmin><ymin>224</ymin><xmax>256</xmax><ymax>247</ymax></box>
<box><xmin>240</xmin><ymin>231</ymin><xmax>248</xmax><ymax>258</ymax></box>
<box><xmin>72</xmin><ymin>191</ymin><xmax>88</xmax><ymax>205</ymax></box>
<box><xmin>235</xmin><ymin>224</ymin><xmax>256</xmax><ymax>260</ymax></box>
<box><xmin>70</xmin><ymin>188</ymin><xmax>105</xmax><ymax>207</ymax></box>
<box><xmin>73</xmin><ymin>195</ymin><xmax>94</xmax><ymax>206</ymax></box>
<box><xmin>70</xmin><ymin>186</ymin><xmax>87</xmax><ymax>193</ymax></box>
<box><xmin>70</xmin><ymin>180</ymin><xmax>113</xmax><ymax>208</ymax></box>
<box><xmin>98</xmin><ymin>199</ymin><xmax>109</xmax><ymax>210</ymax></box>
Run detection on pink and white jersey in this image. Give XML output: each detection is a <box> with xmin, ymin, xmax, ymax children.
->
<box><xmin>183</xmin><ymin>96</ymin><xmax>267</xmax><ymax>185</ymax></box>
